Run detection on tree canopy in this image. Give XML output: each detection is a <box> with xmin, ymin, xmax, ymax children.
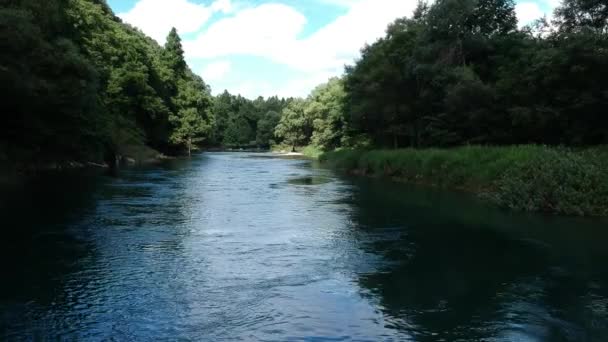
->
<box><xmin>1</xmin><ymin>0</ymin><xmax>214</xmax><ymax>164</ymax></box>
<box><xmin>279</xmin><ymin>0</ymin><xmax>608</xmax><ymax>150</ymax></box>
<box><xmin>1</xmin><ymin>0</ymin><xmax>607</xmax><ymax>165</ymax></box>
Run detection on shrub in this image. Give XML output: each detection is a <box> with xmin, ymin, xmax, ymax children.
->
<box><xmin>492</xmin><ymin>149</ymin><xmax>608</xmax><ymax>216</ymax></box>
<box><xmin>301</xmin><ymin>146</ymin><xmax>324</xmax><ymax>159</ymax></box>
<box><xmin>320</xmin><ymin>145</ymin><xmax>608</xmax><ymax>216</ymax></box>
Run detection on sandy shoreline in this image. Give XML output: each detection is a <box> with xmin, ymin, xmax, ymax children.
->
<box><xmin>274</xmin><ymin>151</ymin><xmax>304</xmax><ymax>157</ymax></box>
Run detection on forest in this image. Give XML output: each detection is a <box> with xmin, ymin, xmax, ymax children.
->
<box><xmin>273</xmin><ymin>0</ymin><xmax>607</xmax><ymax>150</ymax></box>
<box><xmin>0</xmin><ymin>0</ymin><xmax>300</xmax><ymax>165</ymax></box>
<box><xmin>2</xmin><ymin>0</ymin><xmax>210</xmax><ymax>164</ymax></box>
<box><xmin>0</xmin><ymin>0</ymin><xmax>291</xmax><ymax>167</ymax></box>
<box><xmin>1</xmin><ymin>0</ymin><xmax>607</xmax><ymax>192</ymax></box>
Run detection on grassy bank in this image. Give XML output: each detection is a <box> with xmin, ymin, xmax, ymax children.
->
<box><xmin>319</xmin><ymin>146</ymin><xmax>608</xmax><ymax>217</ymax></box>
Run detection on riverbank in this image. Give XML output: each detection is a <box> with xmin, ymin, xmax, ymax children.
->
<box><xmin>319</xmin><ymin>146</ymin><xmax>608</xmax><ymax>217</ymax></box>
<box><xmin>271</xmin><ymin>145</ymin><xmax>323</xmax><ymax>159</ymax></box>
<box><xmin>0</xmin><ymin>144</ymin><xmax>174</xmax><ymax>182</ymax></box>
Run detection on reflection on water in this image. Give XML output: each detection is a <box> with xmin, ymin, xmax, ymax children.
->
<box><xmin>287</xmin><ymin>176</ymin><xmax>332</xmax><ymax>186</ymax></box>
<box><xmin>1</xmin><ymin>153</ymin><xmax>607</xmax><ymax>341</ymax></box>
<box><xmin>347</xmin><ymin>178</ymin><xmax>608</xmax><ymax>341</ymax></box>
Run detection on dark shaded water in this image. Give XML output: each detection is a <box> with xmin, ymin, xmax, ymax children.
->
<box><xmin>1</xmin><ymin>153</ymin><xmax>608</xmax><ymax>341</ymax></box>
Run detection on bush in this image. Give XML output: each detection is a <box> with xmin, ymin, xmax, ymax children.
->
<box><xmin>492</xmin><ymin>149</ymin><xmax>608</xmax><ymax>216</ymax></box>
<box><xmin>320</xmin><ymin>145</ymin><xmax>608</xmax><ymax>216</ymax></box>
<box><xmin>301</xmin><ymin>146</ymin><xmax>324</xmax><ymax>159</ymax></box>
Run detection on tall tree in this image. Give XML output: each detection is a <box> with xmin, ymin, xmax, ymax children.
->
<box><xmin>275</xmin><ymin>99</ymin><xmax>313</xmax><ymax>151</ymax></box>
<box><xmin>164</xmin><ymin>27</ymin><xmax>187</xmax><ymax>77</ymax></box>
<box><xmin>555</xmin><ymin>0</ymin><xmax>608</xmax><ymax>33</ymax></box>
<box><xmin>161</xmin><ymin>28</ymin><xmax>214</xmax><ymax>154</ymax></box>
<box><xmin>169</xmin><ymin>75</ymin><xmax>213</xmax><ymax>155</ymax></box>
<box><xmin>307</xmin><ymin>78</ymin><xmax>348</xmax><ymax>150</ymax></box>
<box><xmin>257</xmin><ymin>111</ymin><xmax>281</xmax><ymax>147</ymax></box>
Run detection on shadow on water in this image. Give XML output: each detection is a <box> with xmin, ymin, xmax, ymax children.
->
<box><xmin>2</xmin><ymin>154</ymin><xmax>608</xmax><ymax>341</ymax></box>
<box><xmin>287</xmin><ymin>176</ymin><xmax>332</xmax><ymax>186</ymax></box>
<box><xmin>0</xmin><ymin>159</ymin><xmax>199</xmax><ymax>339</ymax></box>
<box><xmin>0</xmin><ymin>170</ymin><xmax>103</xmax><ymax>296</ymax></box>
<box><xmin>342</xmin><ymin>176</ymin><xmax>608</xmax><ymax>341</ymax></box>
<box><xmin>0</xmin><ymin>169</ymin><xmax>105</xmax><ymax>339</ymax></box>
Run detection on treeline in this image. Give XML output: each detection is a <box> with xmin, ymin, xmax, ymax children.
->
<box><xmin>3</xmin><ymin>0</ymin><xmax>606</xmax><ymax>166</ymax></box>
<box><xmin>211</xmin><ymin>91</ymin><xmax>292</xmax><ymax>148</ymax></box>
<box><xmin>1</xmin><ymin>0</ymin><xmax>296</xmax><ymax>164</ymax></box>
<box><xmin>275</xmin><ymin>0</ymin><xmax>608</xmax><ymax>150</ymax></box>
<box><xmin>1</xmin><ymin>0</ymin><xmax>216</xmax><ymax>165</ymax></box>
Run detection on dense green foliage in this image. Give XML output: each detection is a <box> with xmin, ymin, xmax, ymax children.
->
<box><xmin>211</xmin><ymin>91</ymin><xmax>290</xmax><ymax>148</ymax></box>
<box><xmin>342</xmin><ymin>0</ymin><xmax>607</xmax><ymax>147</ymax></box>
<box><xmin>321</xmin><ymin>146</ymin><xmax>608</xmax><ymax>216</ymax></box>
<box><xmin>1</xmin><ymin>0</ymin><xmax>103</xmax><ymax>163</ymax></box>
<box><xmin>1</xmin><ymin>0</ymin><xmax>214</xmax><ymax>165</ymax></box>
<box><xmin>273</xmin><ymin>78</ymin><xmax>349</xmax><ymax>151</ymax></box>
<box><xmin>276</xmin><ymin>0</ymin><xmax>607</xmax><ymax>150</ymax></box>
<box><xmin>493</xmin><ymin>148</ymin><xmax>608</xmax><ymax>216</ymax></box>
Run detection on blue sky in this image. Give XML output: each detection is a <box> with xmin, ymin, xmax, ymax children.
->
<box><xmin>108</xmin><ymin>0</ymin><xmax>558</xmax><ymax>99</ymax></box>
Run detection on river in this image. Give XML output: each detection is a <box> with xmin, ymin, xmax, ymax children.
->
<box><xmin>1</xmin><ymin>152</ymin><xmax>607</xmax><ymax>341</ymax></box>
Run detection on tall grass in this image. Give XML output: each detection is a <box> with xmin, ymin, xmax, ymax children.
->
<box><xmin>320</xmin><ymin>146</ymin><xmax>608</xmax><ymax>216</ymax></box>
<box><xmin>301</xmin><ymin>146</ymin><xmax>324</xmax><ymax>159</ymax></box>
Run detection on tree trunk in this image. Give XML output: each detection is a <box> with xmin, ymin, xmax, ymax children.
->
<box><xmin>187</xmin><ymin>137</ymin><xmax>192</xmax><ymax>157</ymax></box>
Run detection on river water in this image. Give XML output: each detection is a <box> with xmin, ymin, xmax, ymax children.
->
<box><xmin>1</xmin><ymin>152</ymin><xmax>607</xmax><ymax>341</ymax></box>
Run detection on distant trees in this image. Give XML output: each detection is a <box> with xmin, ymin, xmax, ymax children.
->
<box><xmin>265</xmin><ymin>78</ymin><xmax>348</xmax><ymax>151</ymax></box>
<box><xmin>307</xmin><ymin>78</ymin><xmax>347</xmax><ymax>150</ymax></box>
<box><xmin>256</xmin><ymin>110</ymin><xmax>281</xmax><ymax>147</ymax></box>
<box><xmin>210</xmin><ymin>91</ymin><xmax>291</xmax><ymax>148</ymax></box>
<box><xmin>275</xmin><ymin>99</ymin><xmax>311</xmax><ymax>151</ymax></box>
<box><xmin>170</xmin><ymin>75</ymin><xmax>213</xmax><ymax>156</ymax></box>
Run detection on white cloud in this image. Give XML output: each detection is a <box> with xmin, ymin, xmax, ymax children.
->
<box><xmin>184</xmin><ymin>0</ymin><xmax>418</xmax><ymax>98</ymax></box>
<box><xmin>275</xmin><ymin>71</ymin><xmax>337</xmax><ymax>98</ymax></box>
<box><xmin>515</xmin><ymin>0</ymin><xmax>563</xmax><ymax>28</ymax></box>
<box><xmin>230</xmin><ymin>80</ymin><xmax>275</xmax><ymax>99</ymax></box>
<box><xmin>128</xmin><ymin>0</ymin><xmax>559</xmax><ymax>99</ymax></box>
<box><xmin>118</xmin><ymin>0</ymin><xmax>571</xmax><ymax>99</ymax></box>
<box><xmin>292</xmin><ymin>0</ymin><xmax>418</xmax><ymax>71</ymax></box>
<box><xmin>544</xmin><ymin>0</ymin><xmax>562</xmax><ymax>11</ymax></box>
<box><xmin>515</xmin><ymin>2</ymin><xmax>545</xmax><ymax>27</ymax></box>
<box><xmin>118</xmin><ymin>0</ymin><xmax>233</xmax><ymax>43</ymax></box>
<box><xmin>201</xmin><ymin>61</ymin><xmax>232</xmax><ymax>81</ymax></box>
<box><xmin>183</xmin><ymin>4</ymin><xmax>307</xmax><ymax>62</ymax></box>
<box><xmin>317</xmin><ymin>0</ymin><xmax>364</xmax><ymax>7</ymax></box>
<box><xmin>116</xmin><ymin>0</ymin><xmax>420</xmax><ymax>98</ymax></box>
<box><xmin>211</xmin><ymin>0</ymin><xmax>234</xmax><ymax>13</ymax></box>
<box><xmin>230</xmin><ymin>70</ymin><xmax>335</xmax><ymax>99</ymax></box>
<box><xmin>185</xmin><ymin>0</ymin><xmax>417</xmax><ymax>72</ymax></box>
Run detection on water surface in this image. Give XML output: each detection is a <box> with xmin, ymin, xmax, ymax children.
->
<box><xmin>1</xmin><ymin>152</ymin><xmax>607</xmax><ymax>341</ymax></box>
